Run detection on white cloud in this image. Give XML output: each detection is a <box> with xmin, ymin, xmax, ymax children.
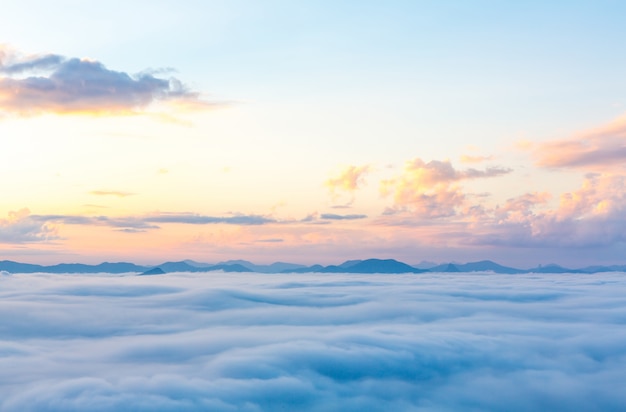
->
<box><xmin>0</xmin><ymin>271</ymin><xmax>625</xmax><ymax>410</ymax></box>
<box><xmin>0</xmin><ymin>208</ymin><xmax>58</xmax><ymax>243</ymax></box>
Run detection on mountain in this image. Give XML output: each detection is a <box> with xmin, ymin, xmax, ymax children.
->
<box><xmin>430</xmin><ymin>263</ymin><xmax>461</xmax><ymax>273</ymax></box>
<box><xmin>0</xmin><ymin>260</ymin><xmax>46</xmax><ymax>273</ymax></box>
<box><xmin>183</xmin><ymin>259</ymin><xmax>214</xmax><ymax>268</ymax></box>
<box><xmin>0</xmin><ymin>260</ymin><xmax>146</xmax><ymax>274</ymax></box>
<box><xmin>344</xmin><ymin>259</ymin><xmax>425</xmax><ymax>273</ymax></box>
<box><xmin>338</xmin><ymin>260</ymin><xmax>363</xmax><ymax>268</ymax></box>
<box><xmin>152</xmin><ymin>261</ymin><xmax>199</xmax><ymax>272</ymax></box>
<box><xmin>429</xmin><ymin>260</ymin><xmax>524</xmax><ymax>274</ymax></box>
<box><xmin>525</xmin><ymin>264</ymin><xmax>584</xmax><ymax>274</ymax></box>
<box><xmin>141</xmin><ymin>267</ymin><xmax>166</xmax><ymax>276</ymax></box>
<box><xmin>579</xmin><ymin>265</ymin><xmax>626</xmax><ymax>273</ymax></box>
<box><xmin>149</xmin><ymin>261</ymin><xmax>253</xmax><ymax>273</ymax></box>
<box><xmin>46</xmin><ymin>262</ymin><xmax>147</xmax><ymax>273</ymax></box>
<box><xmin>218</xmin><ymin>260</ymin><xmax>306</xmax><ymax>273</ymax></box>
<box><xmin>412</xmin><ymin>260</ymin><xmax>438</xmax><ymax>269</ymax></box>
<box><xmin>1</xmin><ymin>258</ymin><xmax>625</xmax><ymax>275</ymax></box>
<box><xmin>205</xmin><ymin>264</ymin><xmax>253</xmax><ymax>273</ymax></box>
<box><xmin>283</xmin><ymin>259</ymin><xmax>425</xmax><ymax>274</ymax></box>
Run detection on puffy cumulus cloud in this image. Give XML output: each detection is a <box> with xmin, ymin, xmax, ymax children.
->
<box><xmin>0</xmin><ymin>46</ymin><xmax>212</xmax><ymax>116</ymax></box>
<box><xmin>380</xmin><ymin>158</ymin><xmax>511</xmax><ymax>219</ymax></box>
<box><xmin>473</xmin><ymin>174</ymin><xmax>626</xmax><ymax>248</ymax></box>
<box><xmin>0</xmin><ymin>208</ymin><xmax>58</xmax><ymax>243</ymax></box>
<box><xmin>532</xmin><ymin>113</ymin><xmax>626</xmax><ymax>170</ymax></box>
<box><xmin>0</xmin><ymin>272</ymin><xmax>625</xmax><ymax>411</ymax></box>
<box><xmin>493</xmin><ymin>192</ymin><xmax>552</xmax><ymax>224</ymax></box>
<box><xmin>556</xmin><ymin>173</ymin><xmax>626</xmax><ymax>219</ymax></box>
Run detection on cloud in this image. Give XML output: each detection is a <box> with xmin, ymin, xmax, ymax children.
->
<box><xmin>0</xmin><ymin>208</ymin><xmax>58</xmax><ymax>243</ymax></box>
<box><xmin>32</xmin><ymin>212</ymin><xmax>277</xmax><ymax>231</ymax></box>
<box><xmin>320</xmin><ymin>213</ymin><xmax>368</xmax><ymax>220</ymax></box>
<box><xmin>380</xmin><ymin>158</ymin><xmax>511</xmax><ymax>219</ymax></box>
<box><xmin>325</xmin><ymin>165</ymin><xmax>371</xmax><ymax>196</ymax></box>
<box><xmin>90</xmin><ymin>191</ymin><xmax>135</xmax><ymax>198</ymax></box>
<box><xmin>0</xmin><ymin>272</ymin><xmax>625</xmax><ymax>411</ymax></box>
<box><xmin>470</xmin><ymin>174</ymin><xmax>626</xmax><ymax>248</ymax></box>
<box><xmin>31</xmin><ymin>214</ymin><xmax>159</xmax><ymax>231</ymax></box>
<box><xmin>0</xmin><ymin>46</ymin><xmax>213</xmax><ymax>116</ymax></box>
<box><xmin>459</xmin><ymin>154</ymin><xmax>493</xmax><ymax>164</ymax></box>
<box><xmin>532</xmin><ymin>113</ymin><xmax>626</xmax><ymax>170</ymax></box>
<box><xmin>144</xmin><ymin>213</ymin><xmax>276</xmax><ymax>226</ymax></box>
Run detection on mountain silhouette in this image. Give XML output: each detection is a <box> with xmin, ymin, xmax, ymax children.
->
<box><xmin>0</xmin><ymin>258</ymin><xmax>623</xmax><ymax>275</ymax></box>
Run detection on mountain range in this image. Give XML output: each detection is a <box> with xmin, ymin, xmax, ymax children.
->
<box><xmin>1</xmin><ymin>258</ymin><xmax>626</xmax><ymax>275</ymax></box>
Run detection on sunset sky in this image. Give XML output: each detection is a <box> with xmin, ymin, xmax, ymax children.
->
<box><xmin>2</xmin><ymin>1</ymin><xmax>626</xmax><ymax>267</ymax></box>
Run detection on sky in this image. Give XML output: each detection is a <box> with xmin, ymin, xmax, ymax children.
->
<box><xmin>2</xmin><ymin>1</ymin><xmax>626</xmax><ymax>267</ymax></box>
<box><xmin>1</xmin><ymin>271</ymin><xmax>626</xmax><ymax>410</ymax></box>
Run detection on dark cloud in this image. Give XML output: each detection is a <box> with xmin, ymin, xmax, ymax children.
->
<box><xmin>32</xmin><ymin>214</ymin><xmax>159</xmax><ymax>230</ymax></box>
<box><xmin>0</xmin><ymin>272</ymin><xmax>625</xmax><ymax>410</ymax></box>
<box><xmin>0</xmin><ymin>48</ymin><xmax>212</xmax><ymax>115</ymax></box>
<box><xmin>145</xmin><ymin>213</ymin><xmax>276</xmax><ymax>226</ymax></box>
<box><xmin>31</xmin><ymin>212</ymin><xmax>277</xmax><ymax>231</ymax></box>
<box><xmin>320</xmin><ymin>213</ymin><xmax>368</xmax><ymax>220</ymax></box>
<box><xmin>0</xmin><ymin>53</ymin><xmax>64</xmax><ymax>74</ymax></box>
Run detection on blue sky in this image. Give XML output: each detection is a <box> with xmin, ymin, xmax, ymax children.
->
<box><xmin>2</xmin><ymin>1</ymin><xmax>626</xmax><ymax>266</ymax></box>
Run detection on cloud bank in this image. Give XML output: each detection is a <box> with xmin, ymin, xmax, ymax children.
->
<box><xmin>0</xmin><ymin>46</ymin><xmax>210</xmax><ymax>116</ymax></box>
<box><xmin>0</xmin><ymin>271</ymin><xmax>625</xmax><ymax>411</ymax></box>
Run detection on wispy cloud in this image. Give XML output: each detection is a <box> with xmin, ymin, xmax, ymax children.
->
<box><xmin>0</xmin><ymin>46</ymin><xmax>215</xmax><ymax>116</ymax></box>
<box><xmin>320</xmin><ymin>213</ymin><xmax>368</xmax><ymax>220</ymax></box>
<box><xmin>532</xmin><ymin>114</ymin><xmax>626</xmax><ymax>170</ymax></box>
<box><xmin>256</xmin><ymin>238</ymin><xmax>284</xmax><ymax>243</ymax></box>
<box><xmin>325</xmin><ymin>165</ymin><xmax>371</xmax><ymax>192</ymax></box>
<box><xmin>89</xmin><ymin>191</ymin><xmax>135</xmax><ymax>198</ymax></box>
<box><xmin>325</xmin><ymin>165</ymin><xmax>371</xmax><ymax>206</ymax></box>
<box><xmin>31</xmin><ymin>212</ymin><xmax>278</xmax><ymax>231</ymax></box>
<box><xmin>144</xmin><ymin>212</ymin><xmax>276</xmax><ymax>226</ymax></box>
<box><xmin>459</xmin><ymin>154</ymin><xmax>493</xmax><ymax>164</ymax></box>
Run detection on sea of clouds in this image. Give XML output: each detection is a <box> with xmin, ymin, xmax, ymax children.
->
<box><xmin>1</xmin><ymin>270</ymin><xmax>625</xmax><ymax>411</ymax></box>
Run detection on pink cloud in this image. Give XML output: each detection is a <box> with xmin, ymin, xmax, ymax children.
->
<box><xmin>380</xmin><ymin>158</ymin><xmax>510</xmax><ymax>219</ymax></box>
<box><xmin>325</xmin><ymin>165</ymin><xmax>371</xmax><ymax>194</ymax></box>
<box><xmin>533</xmin><ymin>114</ymin><xmax>626</xmax><ymax>170</ymax></box>
<box><xmin>459</xmin><ymin>154</ymin><xmax>493</xmax><ymax>164</ymax></box>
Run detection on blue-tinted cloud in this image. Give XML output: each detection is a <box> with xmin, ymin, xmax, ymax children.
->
<box><xmin>0</xmin><ymin>271</ymin><xmax>625</xmax><ymax>411</ymax></box>
<box><xmin>31</xmin><ymin>212</ymin><xmax>277</xmax><ymax>231</ymax></box>
<box><xmin>0</xmin><ymin>47</ymin><xmax>212</xmax><ymax>116</ymax></box>
<box><xmin>320</xmin><ymin>213</ymin><xmax>368</xmax><ymax>220</ymax></box>
<box><xmin>144</xmin><ymin>213</ymin><xmax>276</xmax><ymax>226</ymax></box>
